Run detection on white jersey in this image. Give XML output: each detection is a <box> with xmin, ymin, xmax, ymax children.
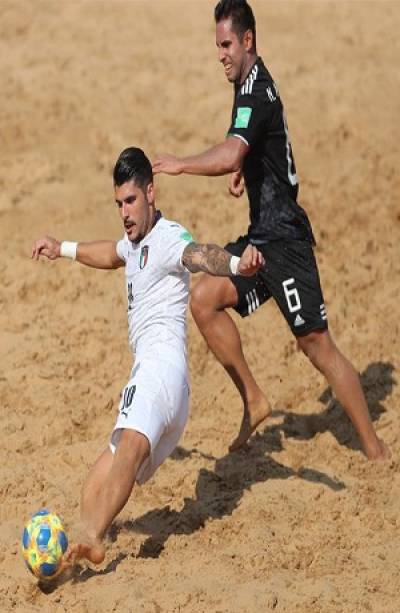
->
<box><xmin>116</xmin><ymin>213</ymin><xmax>193</xmax><ymax>367</ymax></box>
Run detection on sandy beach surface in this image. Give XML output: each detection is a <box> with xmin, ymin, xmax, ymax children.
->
<box><xmin>0</xmin><ymin>1</ymin><xmax>399</xmax><ymax>611</ymax></box>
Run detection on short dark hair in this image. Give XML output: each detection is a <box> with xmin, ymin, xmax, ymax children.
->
<box><xmin>113</xmin><ymin>147</ymin><xmax>153</xmax><ymax>190</ymax></box>
<box><xmin>214</xmin><ymin>0</ymin><xmax>256</xmax><ymax>47</ymax></box>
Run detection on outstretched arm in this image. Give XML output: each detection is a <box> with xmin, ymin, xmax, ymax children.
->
<box><xmin>152</xmin><ymin>136</ymin><xmax>249</xmax><ymax>177</ymax></box>
<box><xmin>182</xmin><ymin>242</ymin><xmax>264</xmax><ymax>277</ymax></box>
<box><xmin>31</xmin><ymin>236</ymin><xmax>124</xmax><ymax>270</ymax></box>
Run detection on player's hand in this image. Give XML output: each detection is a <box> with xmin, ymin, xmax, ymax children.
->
<box><xmin>228</xmin><ymin>170</ymin><xmax>244</xmax><ymax>198</ymax></box>
<box><xmin>238</xmin><ymin>245</ymin><xmax>265</xmax><ymax>277</ymax></box>
<box><xmin>152</xmin><ymin>154</ymin><xmax>184</xmax><ymax>175</ymax></box>
<box><xmin>31</xmin><ymin>236</ymin><xmax>61</xmax><ymax>260</ymax></box>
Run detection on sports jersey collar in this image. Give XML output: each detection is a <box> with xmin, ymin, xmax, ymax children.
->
<box><xmin>124</xmin><ymin>210</ymin><xmax>163</xmax><ymax>249</ymax></box>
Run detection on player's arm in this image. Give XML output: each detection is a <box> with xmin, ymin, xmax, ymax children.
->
<box><xmin>31</xmin><ymin>236</ymin><xmax>125</xmax><ymax>270</ymax></box>
<box><xmin>152</xmin><ymin>136</ymin><xmax>249</xmax><ymax>177</ymax></box>
<box><xmin>182</xmin><ymin>242</ymin><xmax>264</xmax><ymax>277</ymax></box>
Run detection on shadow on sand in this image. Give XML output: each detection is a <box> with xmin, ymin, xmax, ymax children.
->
<box><xmin>109</xmin><ymin>361</ymin><xmax>395</xmax><ymax>560</ymax></box>
<box><xmin>111</xmin><ymin>440</ymin><xmax>345</xmax><ymax>560</ymax></box>
<box><xmin>269</xmin><ymin>361</ymin><xmax>396</xmax><ymax>452</ymax></box>
<box><xmin>42</xmin><ymin>361</ymin><xmax>394</xmax><ymax>584</ymax></box>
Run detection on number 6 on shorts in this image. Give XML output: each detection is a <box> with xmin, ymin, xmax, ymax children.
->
<box><xmin>282</xmin><ymin>278</ymin><xmax>301</xmax><ymax>313</ymax></box>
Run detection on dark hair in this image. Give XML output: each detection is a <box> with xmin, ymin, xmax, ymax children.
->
<box><xmin>113</xmin><ymin>147</ymin><xmax>153</xmax><ymax>189</ymax></box>
<box><xmin>214</xmin><ymin>0</ymin><xmax>256</xmax><ymax>47</ymax></box>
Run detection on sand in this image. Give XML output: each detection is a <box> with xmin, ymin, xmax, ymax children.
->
<box><xmin>0</xmin><ymin>1</ymin><xmax>399</xmax><ymax>611</ymax></box>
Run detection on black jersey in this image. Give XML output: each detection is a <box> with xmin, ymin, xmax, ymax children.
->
<box><xmin>228</xmin><ymin>57</ymin><xmax>315</xmax><ymax>244</ymax></box>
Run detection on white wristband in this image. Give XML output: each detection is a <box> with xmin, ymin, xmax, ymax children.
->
<box><xmin>229</xmin><ymin>255</ymin><xmax>240</xmax><ymax>276</ymax></box>
<box><xmin>60</xmin><ymin>241</ymin><xmax>78</xmax><ymax>260</ymax></box>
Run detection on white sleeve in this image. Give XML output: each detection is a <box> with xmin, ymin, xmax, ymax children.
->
<box><xmin>116</xmin><ymin>235</ymin><xmax>129</xmax><ymax>263</ymax></box>
<box><xmin>161</xmin><ymin>223</ymin><xmax>194</xmax><ymax>274</ymax></box>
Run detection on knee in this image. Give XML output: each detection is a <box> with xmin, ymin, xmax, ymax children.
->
<box><xmin>191</xmin><ymin>281</ymin><xmax>208</xmax><ymax>309</ymax></box>
<box><xmin>190</xmin><ymin>277</ymin><xmax>237</xmax><ymax>323</ymax></box>
<box><xmin>297</xmin><ymin>330</ymin><xmax>331</xmax><ymax>369</ymax></box>
<box><xmin>190</xmin><ymin>280</ymin><xmax>218</xmax><ymax>322</ymax></box>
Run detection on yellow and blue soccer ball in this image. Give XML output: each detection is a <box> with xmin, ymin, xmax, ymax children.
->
<box><xmin>21</xmin><ymin>509</ymin><xmax>68</xmax><ymax>580</ymax></box>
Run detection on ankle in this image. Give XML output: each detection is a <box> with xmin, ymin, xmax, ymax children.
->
<box><xmin>78</xmin><ymin>521</ymin><xmax>102</xmax><ymax>545</ymax></box>
<box><xmin>245</xmin><ymin>390</ymin><xmax>267</xmax><ymax>407</ymax></box>
<box><xmin>363</xmin><ymin>437</ymin><xmax>389</xmax><ymax>460</ymax></box>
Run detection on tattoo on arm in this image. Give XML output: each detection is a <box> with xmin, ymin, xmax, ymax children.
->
<box><xmin>182</xmin><ymin>242</ymin><xmax>231</xmax><ymax>276</ymax></box>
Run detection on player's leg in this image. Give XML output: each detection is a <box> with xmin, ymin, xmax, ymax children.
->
<box><xmin>267</xmin><ymin>239</ymin><xmax>389</xmax><ymax>461</ymax></box>
<box><xmin>80</xmin><ymin>447</ymin><xmax>113</xmax><ymax>531</ymax></box>
<box><xmin>84</xmin><ymin>429</ymin><xmax>149</xmax><ymax>544</ymax></box>
<box><xmin>66</xmin><ymin>429</ymin><xmax>150</xmax><ymax>565</ymax></box>
<box><xmin>66</xmin><ymin>359</ymin><xmax>189</xmax><ymax>566</ymax></box>
<box><xmin>63</xmin><ymin>448</ymin><xmax>113</xmax><ymax>566</ymax></box>
<box><xmin>297</xmin><ymin>330</ymin><xmax>390</xmax><ymax>460</ymax></box>
<box><xmin>191</xmin><ymin>259</ymin><xmax>271</xmax><ymax>451</ymax></box>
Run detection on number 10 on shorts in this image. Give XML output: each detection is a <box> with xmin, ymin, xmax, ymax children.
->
<box><xmin>282</xmin><ymin>278</ymin><xmax>301</xmax><ymax>313</ymax></box>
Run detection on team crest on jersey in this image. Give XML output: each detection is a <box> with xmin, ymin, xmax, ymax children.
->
<box><xmin>140</xmin><ymin>245</ymin><xmax>149</xmax><ymax>269</ymax></box>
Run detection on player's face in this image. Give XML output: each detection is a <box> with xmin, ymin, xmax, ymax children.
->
<box><xmin>115</xmin><ymin>180</ymin><xmax>155</xmax><ymax>243</ymax></box>
<box><xmin>216</xmin><ymin>18</ymin><xmax>250</xmax><ymax>84</ymax></box>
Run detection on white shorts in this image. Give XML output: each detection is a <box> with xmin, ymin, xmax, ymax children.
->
<box><xmin>110</xmin><ymin>357</ymin><xmax>189</xmax><ymax>485</ymax></box>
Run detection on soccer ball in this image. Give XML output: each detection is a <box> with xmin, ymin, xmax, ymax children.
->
<box><xmin>21</xmin><ymin>509</ymin><xmax>68</xmax><ymax>580</ymax></box>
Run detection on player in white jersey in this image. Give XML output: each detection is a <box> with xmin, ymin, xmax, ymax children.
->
<box><xmin>31</xmin><ymin>147</ymin><xmax>264</xmax><ymax>567</ymax></box>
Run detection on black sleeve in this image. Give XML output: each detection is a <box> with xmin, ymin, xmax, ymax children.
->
<box><xmin>227</xmin><ymin>93</ymin><xmax>272</xmax><ymax>147</ymax></box>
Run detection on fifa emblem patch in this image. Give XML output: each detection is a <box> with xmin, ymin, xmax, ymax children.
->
<box><xmin>180</xmin><ymin>230</ymin><xmax>194</xmax><ymax>242</ymax></box>
<box><xmin>140</xmin><ymin>245</ymin><xmax>149</xmax><ymax>269</ymax></box>
<box><xmin>234</xmin><ymin>106</ymin><xmax>252</xmax><ymax>129</ymax></box>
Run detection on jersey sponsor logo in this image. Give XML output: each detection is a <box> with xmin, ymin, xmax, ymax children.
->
<box><xmin>294</xmin><ymin>313</ymin><xmax>305</xmax><ymax>327</ymax></box>
<box><xmin>180</xmin><ymin>230</ymin><xmax>194</xmax><ymax>243</ymax></box>
<box><xmin>234</xmin><ymin>106</ymin><xmax>252</xmax><ymax>129</ymax></box>
<box><xmin>140</xmin><ymin>245</ymin><xmax>149</xmax><ymax>269</ymax></box>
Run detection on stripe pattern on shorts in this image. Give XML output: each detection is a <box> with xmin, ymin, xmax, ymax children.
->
<box><xmin>245</xmin><ymin>289</ymin><xmax>260</xmax><ymax>315</ymax></box>
<box><xmin>320</xmin><ymin>303</ymin><xmax>327</xmax><ymax>321</ymax></box>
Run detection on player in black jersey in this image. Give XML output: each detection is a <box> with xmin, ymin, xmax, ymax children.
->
<box><xmin>153</xmin><ymin>0</ymin><xmax>389</xmax><ymax>461</ymax></box>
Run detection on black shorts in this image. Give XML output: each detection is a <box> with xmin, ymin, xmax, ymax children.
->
<box><xmin>225</xmin><ymin>236</ymin><xmax>328</xmax><ymax>337</ymax></box>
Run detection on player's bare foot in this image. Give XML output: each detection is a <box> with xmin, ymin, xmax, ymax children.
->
<box><xmin>64</xmin><ymin>538</ymin><xmax>105</xmax><ymax>567</ymax></box>
<box><xmin>365</xmin><ymin>438</ymin><xmax>391</xmax><ymax>461</ymax></box>
<box><xmin>229</xmin><ymin>396</ymin><xmax>271</xmax><ymax>451</ymax></box>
